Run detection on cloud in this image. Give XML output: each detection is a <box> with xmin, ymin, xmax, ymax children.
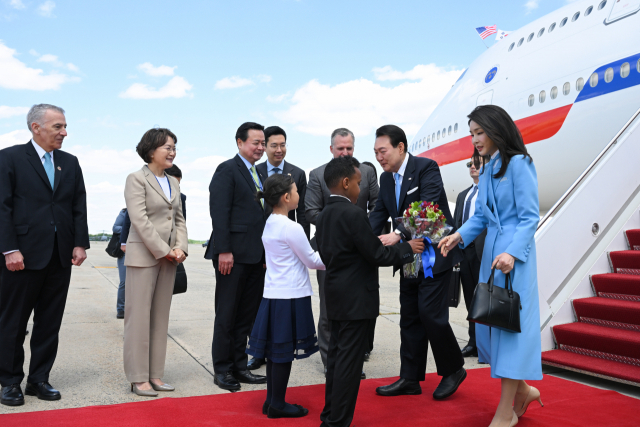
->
<box><xmin>9</xmin><ymin>0</ymin><xmax>25</xmax><ymax>10</ymax></box>
<box><xmin>137</xmin><ymin>62</ymin><xmax>177</xmax><ymax>77</ymax></box>
<box><xmin>0</xmin><ymin>106</ymin><xmax>29</xmax><ymax>119</ymax></box>
<box><xmin>266</xmin><ymin>93</ymin><xmax>290</xmax><ymax>103</ymax></box>
<box><xmin>37</xmin><ymin>1</ymin><xmax>55</xmax><ymax>17</ymax></box>
<box><xmin>37</xmin><ymin>53</ymin><xmax>58</xmax><ymax>63</ymax></box>
<box><xmin>524</xmin><ymin>0</ymin><xmax>539</xmax><ymax>13</ymax></box>
<box><xmin>0</xmin><ymin>41</ymin><xmax>78</xmax><ymax>90</ymax></box>
<box><xmin>214</xmin><ymin>76</ymin><xmax>255</xmax><ymax>90</ymax></box>
<box><xmin>33</xmin><ymin>52</ymin><xmax>79</xmax><ymax>72</ymax></box>
<box><xmin>0</xmin><ymin>129</ymin><xmax>31</xmax><ymax>149</ymax></box>
<box><xmin>257</xmin><ymin>74</ymin><xmax>272</xmax><ymax>83</ymax></box>
<box><xmin>274</xmin><ymin>64</ymin><xmax>463</xmax><ymax>137</ymax></box>
<box><xmin>119</xmin><ymin>76</ymin><xmax>193</xmax><ymax>99</ymax></box>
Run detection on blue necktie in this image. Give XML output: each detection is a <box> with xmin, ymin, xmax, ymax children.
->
<box><xmin>394</xmin><ymin>173</ymin><xmax>402</xmax><ymax>211</ymax></box>
<box><xmin>272</xmin><ymin>167</ymin><xmax>281</xmax><ymax>176</ymax></box>
<box><xmin>462</xmin><ymin>185</ymin><xmax>478</xmax><ymax>224</ymax></box>
<box><xmin>43</xmin><ymin>152</ymin><xmax>54</xmax><ymax>189</ymax></box>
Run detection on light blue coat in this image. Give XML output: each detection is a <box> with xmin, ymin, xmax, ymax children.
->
<box><xmin>457</xmin><ymin>153</ymin><xmax>542</xmax><ymax>380</ymax></box>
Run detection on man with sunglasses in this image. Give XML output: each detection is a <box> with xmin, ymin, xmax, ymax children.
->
<box><xmin>453</xmin><ymin>155</ymin><xmax>487</xmax><ymax>358</ymax></box>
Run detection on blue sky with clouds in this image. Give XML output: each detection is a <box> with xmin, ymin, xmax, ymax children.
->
<box><xmin>0</xmin><ymin>0</ymin><xmax>571</xmax><ymax>239</ymax></box>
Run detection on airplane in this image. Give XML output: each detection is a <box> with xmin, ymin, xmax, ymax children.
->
<box><xmin>409</xmin><ymin>0</ymin><xmax>640</xmax><ymax>211</ymax></box>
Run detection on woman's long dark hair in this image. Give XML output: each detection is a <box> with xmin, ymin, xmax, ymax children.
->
<box><xmin>256</xmin><ymin>173</ymin><xmax>294</xmax><ymax>208</ymax></box>
<box><xmin>467</xmin><ymin>105</ymin><xmax>532</xmax><ymax>179</ymax></box>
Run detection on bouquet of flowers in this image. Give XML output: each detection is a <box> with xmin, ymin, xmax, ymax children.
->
<box><xmin>395</xmin><ymin>201</ymin><xmax>453</xmax><ymax>279</ymax></box>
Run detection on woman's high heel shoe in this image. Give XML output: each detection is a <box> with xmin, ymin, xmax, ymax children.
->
<box><xmin>131</xmin><ymin>383</ymin><xmax>158</xmax><ymax>397</ymax></box>
<box><xmin>150</xmin><ymin>381</ymin><xmax>175</xmax><ymax>392</ymax></box>
<box><xmin>515</xmin><ymin>386</ymin><xmax>543</xmax><ymax>417</ymax></box>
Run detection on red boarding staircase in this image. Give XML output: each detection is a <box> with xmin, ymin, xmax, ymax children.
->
<box><xmin>541</xmin><ymin>229</ymin><xmax>640</xmax><ymax>386</ymax></box>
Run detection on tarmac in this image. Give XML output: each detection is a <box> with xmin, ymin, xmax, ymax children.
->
<box><xmin>2</xmin><ymin>242</ymin><xmax>638</xmax><ymax>415</ymax></box>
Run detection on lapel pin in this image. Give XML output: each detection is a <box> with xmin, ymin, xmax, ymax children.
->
<box><xmin>408</xmin><ymin>177</ymin><xmax>412</xmax><ymax>181</ymax></box>
<box><xmin>57</xmin><ymin>166</ymin><xmax>61</xmax><ymax>170</ymax></box>
<box><xmin>287</xmin><ymin>173</ymin><xmax>291</xmax><ymax>176</ymax></box>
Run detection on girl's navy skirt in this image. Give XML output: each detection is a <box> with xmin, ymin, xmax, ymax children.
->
<box><xmin>246</xmin><ymin>296</ymin><xmax>319</xmax><ymax>363</ymax></box>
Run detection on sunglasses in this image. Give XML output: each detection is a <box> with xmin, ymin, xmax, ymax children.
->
<box><xmin>466</xmin><ymin>161</ymin><xmax>480</xmax><ymax>168</ymax></box>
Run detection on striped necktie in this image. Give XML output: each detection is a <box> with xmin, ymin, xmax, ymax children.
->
<box><xmin>250</xmin><ymin>166</ymin><xmax>264</xmax><ymax>208</ymax></box>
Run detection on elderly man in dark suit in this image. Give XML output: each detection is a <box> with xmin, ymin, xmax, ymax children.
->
<box><xmin>0</xmin><ymin>104</ymin><xmax>89</xmax><ymax>406</ymax></box>
<box><xmin>205</xmin><ymin>122</ymin><xmax>268</xmax><ymax>391</ymax></box>
<box><xmin>453</xmin><ymin>155</ymin><xmax>487</xmax><ymax>358</ymax></box>
<box><xmin>369</xmin><ymin>125</ymin><xmax>466</xmax><ymax>400</ymax></box>
<box><xmin>305</xmin><ymin>128</ymin><xmax>379</xmax><ymax>374</ymax></box>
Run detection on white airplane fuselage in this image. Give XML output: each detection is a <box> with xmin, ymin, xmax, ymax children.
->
<box><xmin>410</xmin><ymin>0</ymin><xmax>640</xmax><ymax>210</ymax></box>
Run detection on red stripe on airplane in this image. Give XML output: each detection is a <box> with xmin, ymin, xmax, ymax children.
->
<box><xmin>418</xmin><ymin>104</ymin><xmax>573</xmax><ymax>166</ymax></box>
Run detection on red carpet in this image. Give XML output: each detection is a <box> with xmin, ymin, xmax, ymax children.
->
<box><xmin>1</xmin><ymin>368</ymin><xmax>638</xmax><ymax>427</ymax></box>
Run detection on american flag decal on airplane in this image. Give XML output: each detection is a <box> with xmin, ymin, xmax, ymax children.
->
<box><xmin>476</xmin><ymin>25</ymin><xmax>497</xmax><ymax>40</ymax></box>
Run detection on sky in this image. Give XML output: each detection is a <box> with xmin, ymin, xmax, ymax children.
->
<box><xmin>0</xmin><ymin>0</ymin><xmax>574</xmax><ymax>239</ymax></box>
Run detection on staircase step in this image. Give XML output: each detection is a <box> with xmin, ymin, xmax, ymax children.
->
<box><xmin>591</xmin><ymin>273</ymin><xmax>640</xmax><ymax>299</ymax></box>
<box><xmin>609</xmin><ymin>251</ymin><xmax>640</xmax><ymax>274</ymax></box>
<box><xmin>553</xmin><ymin>322</ymin><xmax>640</xmax><ymax>360</ymax></box>
<box><xmin>542</xmin><ymin>349</ymin><xmax>640</xmax><ymax>385</ymax></box>
<box><xmin>572</xmin><ymin>297</ymin><xmax>640</xmax><ymax>329</ymax></box>
<box><xmin>626</xmin><ymin>229</ymin><xmax>640</xmax><ymax>250</ymax></box>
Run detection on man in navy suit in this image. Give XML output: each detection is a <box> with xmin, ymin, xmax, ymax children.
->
<box><xmin>369</xmin><ymin>125</ymin><xmax>466</xmax><ymax>400</ymax></box>
<box><xmin>205</xmin><ymin>122</ymin><xmax>268</xmax><ymax>391</ymax></box>
<box><xmin>0</xmin><ymin>104</ymin><xmax>89</xmax><ymax>406</ymax></box>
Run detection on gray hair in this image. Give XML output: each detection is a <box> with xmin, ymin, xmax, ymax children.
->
<box><xmin>27</xmin><ymin>104</ymin><xmax>65</xmax><ymax>132</ymax></box>
<box><xmin>330</xmin><ymin>128</ymin><xmax>355</xmax><ymax>146</ymax></box>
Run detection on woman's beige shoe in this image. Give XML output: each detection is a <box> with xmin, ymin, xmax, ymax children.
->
<box><xmin>515</xmin><ymin>386</ymin><xmax>543</xmax><ymax>417</ymax></box>
<box><xmin>150</xmin><ymin>382</ymin><xmax>175</xmax><ymax>392</ymax></box>
<box><xmin>510</xmin><ymin>411</ymin><xmax>518</xmax><ymax>426</ymax></box>
<box><xmin>131</xmin><ymin>383</ymin><xmax>158</xmax><ymax>397</ymax></box>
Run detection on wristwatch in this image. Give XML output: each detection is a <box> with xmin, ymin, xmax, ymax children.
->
<box><xmin>394</xmin><ymin>228</ymin><xmax>403</xmax><ymax>236</ymax></box>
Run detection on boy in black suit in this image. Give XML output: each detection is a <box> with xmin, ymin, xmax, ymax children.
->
<box><xmin>316</xmin><ymin>156</ymin><xmax>423</xmax><ymax>427</ymax></box>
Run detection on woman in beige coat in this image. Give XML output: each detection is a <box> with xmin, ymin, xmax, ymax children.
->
<box><xmin>123</xmin><ymin>128</ymin><xmax>188</xmax><ymax>396</ymax></box>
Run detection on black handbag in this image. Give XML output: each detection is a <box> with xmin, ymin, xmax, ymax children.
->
<box><xmin>173</xmin><ymin>263</ymin><xmax>187</xmax><ymax>295</ymax></box>
<box><xmin>105</xmin><ymin>233</ymin><xmax>124</xmax><ymax>258</ymax></box>
<box><xmin>448</xmin><ymin>266</ymin><xmax>461</xmax><ymax>308</ymax></box>
<box><xmin>467</xmin><ymin>268</ymin><xmax>521</xmax><ymax>333</ymax></box>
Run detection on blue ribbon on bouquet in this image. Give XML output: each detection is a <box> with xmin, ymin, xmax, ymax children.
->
<box><xmin>422</xmin><ymin>237</ymin><xmax>436</xmax><ymax>278</ymax></box>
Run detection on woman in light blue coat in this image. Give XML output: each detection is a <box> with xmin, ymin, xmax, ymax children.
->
<box><xmin>439</xmin><ymin>105</ymin><xmax>543</xmax><ymax>427</ymax></box>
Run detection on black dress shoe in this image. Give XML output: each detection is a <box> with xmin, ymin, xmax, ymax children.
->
<box><xmin>262</xmin><ymin>400</ymin><xmax>270</xmax><ymax>415</ymax></box>
<box><xmin>363</xmin><ymin>352</ymin><xmax>370</xmax><ymax>362</ymax></box>
<box><xmin>361</xmin><ymin>371</ymin><xmax>366</xmax><ymax>380</ymax></box>
<box><xmin>268</xmin><ymin>404</ymin><xmax>309</xmax><ymax>418</ymax></box>
<box><xmin>214</xmin><ymin>372</ymin><xmax>241</xmax><ymax>391</ymax></box>
<box><xmin>461</xmin><ymin>345</ymin><xmax>478</xmax><ymax>358</ymax></box>
<box><xmin>376</xmin><ymin>378</ymin><xmax>422</xmax><ymax>396</ymax></box>
<box><xmin>25</xmin><ymin>381</ymin><xmax>61</xmax><ymax>401</ymax></box>
<box><xmin>1</xmin><ymin>384</ymin><xmax>24</xmax><ymax>406</ymax></box>
<box><xmin>433</xmin><ymin>368</ymin><xmax>467</xmax><ymax>400</ymax></box>
<box><xmin>247</xmin><ymin>357</ymin><xmax>265</xmax><ymax>370</ymax></box>
<box><xmin>233</xmin><ymin>370</ymin><xmax>267</xmax><ymax>384</ymax></box>
<box><xmin>116</xmin><ymin>312</ymin><xmax>124</xmax><ymax>319</ymax></box>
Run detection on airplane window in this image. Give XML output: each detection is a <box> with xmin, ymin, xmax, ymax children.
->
<box><xmin>454</xmin><ymin>123</ymin><xmax>458</xmax><ymax>133</ymax></box>
<box><xmin>589</xmin><ymin>72</ymin><xmax>598</xmax><ymax>87</ymax></box>
<box><xmin>427</xmin><ymin>136</ymin><xmax>430</xmax><ymax>143</ymax></box>
<box><xmin>585</xmin><ymin>6</ymin><xmax>593</xmax><ymax>16</ymax></box>
<box><xmin>437</xmin><ymin>131</ymin><xmax>440</xmax><ymax>140</ymax></box>
<box><xmin>620</xmin><ymin>62</ymin><xmax>630</xmax><ymax>78</ymax></box>
<box><xmin>517</xmin><ymin>37</ymin><xmax>524</xmax><ymax>47</ymax></box>
<box><xmin>549</xmin><ymin>23</ymin><xmax>556</xmax><ymax>32</ymax></box>
<box><xmin>432</xmin><ymin>132</ymin><xmax>435</xmax><ymax>141</ymax></box>
<box><xmin>598</xmin><ymin>1</ymin><xmax>607</xmax><ymax>10</ymax></box>
<box><xmin>563</xmin><ymin>82</ymin><xmax>570</xmax><ymax>95</ymax></box>
<box><xmin>560</xmin><ymin>17</ymin><xmax>568</xmax><ymax>27</ymax></box>
<box><xmin>572</xmin><ymin>12</ymin><xmax>580</xmax><ymax>22</ymax></box>
<box><xmin>508</xmin><ymin>43</ymin><xmax>515</xmax><ymax>52</ymax></box>
<box><xmin>539</xmin><ymin>90</ymin><xmax>546</xmax><ymax>103</ymax></box>
<box><xmin>550</xmin><ymin>86</ymin><xmax>558</xmax><ymax>99</ymax></box>
<box><xmin>637</xmin><ymin>58</ymin><xmax>640</xmax><ymax>73</ymax></box>
<box><xmin>448</xmin><ymin>126</ymin><xmax>452</xmax><ymax>136</ymax></box>
<box><xmin>576</xmin><ymin>77</ymin><xmax>585</xmax><ymax>91</ymax></box>
<box><xmin>538</xmin><ymin>28</ymin><xmax>545</xmax><ymax>38</ymax></box>
<box><xmin>442</xmin><ymin>128</ymin><xmax>446</xmax><ymax>137</ymax></box>
<box><xmin>528</xmin><ymin>94</ymin><xmax>534</xmax><ymax>106</ymax></box>
<box><xmin>604</xmin><ymin>67</ymin><xmax>613</xmax><ymax>83</ymax></box>
<box><xmin>527</xmin><ymin>33</ymin><xmax>534</xmax><ymax>42</ymax></box>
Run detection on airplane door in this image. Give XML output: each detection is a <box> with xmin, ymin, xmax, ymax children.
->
<box><xmin>477</xmin><ymin>90</ymin><xmax>493</xmax><ymax>106</ymax></box>
<box><xmin>606</xmin><ymin>0</ymin><xmax>640</xmax><ymax>23</ymax></box>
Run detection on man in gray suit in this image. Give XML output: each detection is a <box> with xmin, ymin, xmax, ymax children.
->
<box><xmin>305</xmin><ymin>128</ymin><xmax>379</xmax><ymax>375</ymax></box>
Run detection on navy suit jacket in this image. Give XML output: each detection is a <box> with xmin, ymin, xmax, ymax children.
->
<box><xmin>204</xmin><ymin>154</ymin><xmax>267</xmax><ymax>264</ymax></box>
<box><xmin>369</xmin><ymin>154</ymin><xmax>462</xmax><ymax>275</ymax></box>
<box><xmin>454</xmin><ymin>185</ymin><xmax>486</xmax><ymax>261</ymax></box>
<box><xmin>0</xmin><ymin>141</ymin><xmax>90</xmax><ymax>270</ymax></box>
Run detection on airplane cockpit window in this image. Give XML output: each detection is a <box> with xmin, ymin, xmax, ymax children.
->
<box><xmin>589</xmin><ymin>72</ymin><xmax>598</xmax><ymax>87</ymax></box>
<box><xmin>563</xmin><ymin>82</ymin><xmax>570</xmax><ymax>95</ymax></box>
<box><xmin>528</xmin><ymin>94</ymin><xmax>534</xmax><ymax>106</ymax></box>
<box><xmin>604</xmin><ymin>67</ymin><xmax>613</xmax><ymax>83</ymax></box>
<box><xmin>538</xmin><ymin>28</ymin><xmax>545</xmax><ymax>38</ymax></box>
<box><xmin>551</xmin><ymin>86</ymin><xmax>558</xmax><ymax>99</ymax></box>
<box><xmin>572</xmin><ymin>12</ymin><xmax>580</xmax><ymax>22</ymax></box>
<box><xmin>454</xmin><ymin>123</ymin><xmax>458</xmax><ymax>133</ymax></box>
<box><xmin>560</xmin><ymin>17</ymin><xmax>568</xmax><ymax>27</ymax></box>
<box><xmin>598</xmin><ymin>1</ymin><xmax>607</xmax><ymax>11</ymax></box>
<box><xmin>576</xmin><ymin>77</ymin><xmax>585</xmax><ymax>92</ymax></box>
<box><xmin>549</xmin><ymin>23</ymin><xmax>556</xmax><ymax>32</ymax></box>
<box><xmin>585</xmin><ymin>6</ymin><xmax>593</xmax><ymax>16</ymax></box>
<box><xmin>620</xmin><ymin>62</ymin><xmax>630</xmax><ymax>78</ymax></box>
<box><xmin>517</xmin><ymin>37</ymin><xmax>524</xmax><ymax>47</ymax></box>
<box><xmin>437</xmin><ymin>131</ymin><xmax>440</xmax><ymax>140</ymax></box>
<box><xmin>527</xmin><ymin>33</ymin><xmax>534</xmax><ymax>42</ymax></box>
<box><xmin>509</xmin><ymin>43</ymin><xmax>515</xmax><ymax>52</ymax></box>
<box><xmin>448</xmin><ymin>126</ymin><xmax>452</xmax><ymax>136</ymax></box>
<box><xmin>539</xmin><ymin>90</ymin><xmax>546</xmax><ymax>103</ymax></box>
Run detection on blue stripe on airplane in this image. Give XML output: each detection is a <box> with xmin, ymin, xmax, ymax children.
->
<box><xmin>576</xmin><ymin>52</ymin><xmax>640</xmax><ymax>103</ymax></box>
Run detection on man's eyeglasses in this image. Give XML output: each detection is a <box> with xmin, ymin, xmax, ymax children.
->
<box><xmin>466</xmin><ymin>161</ymin><xmax>480</xmax><ymax>168</ymax></box>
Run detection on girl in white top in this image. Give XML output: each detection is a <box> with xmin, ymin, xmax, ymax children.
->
<box><xmin>246</xmin><ymin>173</ymin><xmax>324</xmax><ymax>419</ymax></box>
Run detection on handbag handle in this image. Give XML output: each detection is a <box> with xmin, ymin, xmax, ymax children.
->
<box><xmin>487</xmin><ymin>268</ymin><xmax>514</xmax><ymax>299</ymax></box>
<box><xmin>487</xmin><ymin>268</ymin><xmax>496</xmax><ymax>293</ymax></box>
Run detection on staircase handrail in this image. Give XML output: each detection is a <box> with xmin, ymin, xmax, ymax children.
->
<box><xmin>537</xmin><ymin>106</ymin><xmax>640</xmax><ymax>233</ymax></box>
